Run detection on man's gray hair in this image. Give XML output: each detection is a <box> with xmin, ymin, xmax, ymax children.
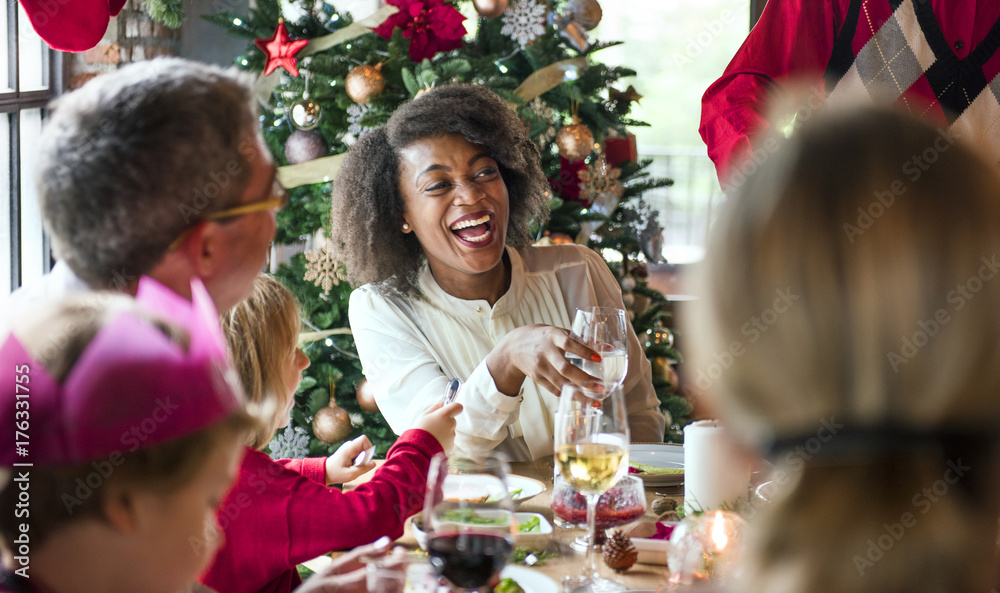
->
<box><xmin>37</xmin><ymin>57</ymin><xmax>261</xmax><ymax>289</ymax></box>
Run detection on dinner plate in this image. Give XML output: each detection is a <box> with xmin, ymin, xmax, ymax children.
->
<box><xmin>629</xmin><ymin>443</ymin><xmax>684</xmax><ymax>486</ymax></box>
<box><xmin>500</xmin><ymin>565</ymin><xmax>558</xmax><ymax>593</ymax></box>
<box><xmin>411</xmin><ymin>512</ymin><xmax>553</xmax><ymax>550</ymax></box>
<box><xmin>506</xmin><ymin>474</ymin><xmax>546</xmax><ymax>504</ymax></box>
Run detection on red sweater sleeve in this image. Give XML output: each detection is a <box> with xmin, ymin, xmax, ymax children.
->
<box><xmin>699</xmin><ymin>0</ymin><xmax>847</xmax><ymax>185</ymax></box>
<box><xmin>275</xmin><ymin>457</ymin><xmax>327</xmax><ymax>484</ymax></box>
<box><xmin>200</xmin><ymin>429</ymin><xmax>443</xmax><ymax>593</ymax></box>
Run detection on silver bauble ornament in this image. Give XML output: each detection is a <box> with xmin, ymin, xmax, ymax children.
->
<box><xmin>473</xmin><ymin>0</ymin><xmax>508</xmax><ymax>18</ymax></box>
<box><xmin>641</xmin><ymin>219</ymin><xmax>665</xmax><ymax>263</ymax></box>
<box><xmin>285</xmin><ymin>129</ymin><xmax>329</xmax><ymax>165</ymax></box>
<box><xmin>290</xmin><ymin>98</ymin><xmax>322</xmax><ymax>130</ymax></box>
<box><xmin>567</xmin><ymin>0</ymin><xmax>602</xmax><ymax>30</ymax></box>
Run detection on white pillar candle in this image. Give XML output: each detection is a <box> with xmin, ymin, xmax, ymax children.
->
<box><xmin>683</xmin><ymin>420</ymin><xmax>751</xmax><ymax>514</ymax></box>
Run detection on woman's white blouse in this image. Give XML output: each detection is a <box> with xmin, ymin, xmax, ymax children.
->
<box><xmin>348</xmin><ymin>243</ymin><xmax>665</xmax><ymax>460</ymax></box>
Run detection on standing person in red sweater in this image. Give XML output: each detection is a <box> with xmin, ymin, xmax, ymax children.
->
<box><xmin>700</xmin><ymin>0</ymin><xmax>1000</xmax><ymax>188</ymax></box>
<box><xmin>204</xmin><ymin>275</ymin><xmax>461</xmax><ymax>593</ymax></box>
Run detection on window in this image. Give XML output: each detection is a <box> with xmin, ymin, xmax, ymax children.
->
<box><xmin>1</xmin><ymin>3</ymin><xmax>62</xmax><ymax>295</ymax></box>
<box><xmin>595</xmin><ymin>0</ymin><xmax>750</xmax><ymax>263</ymax></box>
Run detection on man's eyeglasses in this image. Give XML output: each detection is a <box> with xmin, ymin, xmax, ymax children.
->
<box><xmin>168</xmin><ymin>179</ymin><xmax>288</xmax><ymax>251</ymax></box>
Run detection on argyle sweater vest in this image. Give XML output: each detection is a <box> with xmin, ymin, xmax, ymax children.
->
<box><xmin>824</xmin><ymin>0</ymin><xmax>1000</xmax><ymax>163</ymax></box>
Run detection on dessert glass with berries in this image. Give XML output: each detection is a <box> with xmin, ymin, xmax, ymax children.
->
<box><xmin>551</xmin><ymin>474</ymin><xmax>647</xmax><ymax>551</ymax></box>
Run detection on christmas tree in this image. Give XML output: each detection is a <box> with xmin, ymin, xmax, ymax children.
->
<box><xmin>195</xmin><ymin>0</ymin><xmax>690</xmax><ymax>457</ymax></box>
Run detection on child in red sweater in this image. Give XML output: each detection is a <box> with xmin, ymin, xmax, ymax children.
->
<box><xmin>203</xmin><ymin>275</ymin><xmax>461</xmax><ymax>593</ymax></box>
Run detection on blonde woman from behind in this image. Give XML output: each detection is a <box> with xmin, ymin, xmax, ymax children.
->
<box><xmin>687</xmin><ymin>107</ymin><xmax>1000</xmax><ymax>593</ymax></box>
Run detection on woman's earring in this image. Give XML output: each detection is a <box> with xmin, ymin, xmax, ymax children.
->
<box><xmin>402</xmin><ymin>223</ymin><xmax>410</xmax><ymax>232</ymax></box>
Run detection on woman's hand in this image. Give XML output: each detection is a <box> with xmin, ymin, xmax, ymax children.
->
<box><xmin>412</xmin><ymin>400</ymin><xmax>463</xmax><ymax>453</ymax></box>
<box><xmin>325</xmin><ymin>435</ymin><xmax>376</xmax><ymax>485</ymax></box>
<box><xmin>293</xmin><ymin>537</ymin><xmax>406</xmax><ymax>593</ymax></box>
<box><xmin>486</xmin><ymin>324</ymin><xmax>603</xmax><ymax>396</ymax></box>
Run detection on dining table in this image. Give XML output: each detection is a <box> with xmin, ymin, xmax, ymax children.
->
<box><xmin>328</xmin><ymin>458</ymin><xmax>680</xmax><ymax>593</ymax></box>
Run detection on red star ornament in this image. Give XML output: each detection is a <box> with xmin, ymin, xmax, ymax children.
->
<box><xmin>255</xmin><ymin>20</ymin><xmax>309</xmax><ymax>77</ymax></box>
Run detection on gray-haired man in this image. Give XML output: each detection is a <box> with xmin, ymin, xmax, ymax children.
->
<box><xmin>4</xmin><ymin>57</ymin><xmax>283</xmax><ymax>330</ymax></box>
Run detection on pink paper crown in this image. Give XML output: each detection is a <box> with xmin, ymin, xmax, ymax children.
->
<box><xmin>0</xmin><ymin>277</ymin><xmax>242</xmax><ymax>466</ymax></box>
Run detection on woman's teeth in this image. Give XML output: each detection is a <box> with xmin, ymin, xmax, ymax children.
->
<box><xmin>450</xmin><ymin>214</ymin><xmax>491</xmax><ymax>230</ymax></box>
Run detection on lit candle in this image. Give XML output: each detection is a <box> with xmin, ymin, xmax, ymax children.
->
<box><xmin>667</xmin><ymin>510</ymin><xmax>745</xmax><ymax>585</ymax></box>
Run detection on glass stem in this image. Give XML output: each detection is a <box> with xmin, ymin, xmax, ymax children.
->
<box><xmin>585</xmin><ymin>492</ymin><xmax>601</xmax><ymax>579</ymax></box>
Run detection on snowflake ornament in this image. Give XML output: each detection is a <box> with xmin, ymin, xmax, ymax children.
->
<box><xmin>268</xmin><ymin>425</ymin><xmax>311</xmax><ymax>459</ymax></box>
<box><xmin>501</xmin><ymin>0</ymin><xmax>547</xmax><ymax>49</ymax></box>
<box><xmin>346</xmin><ymin>103</ymin><xmax>372</xmax><ymax>137</ymax></box>
<box><xmin>578</xmin><ymin>152</ymin><xmax>624</xmax><ymax>210</ymax></box>
<box><xmin>303</xmin><ymin>243</ymin><xmax>342</xmax><ymax>294</ymax></box>
<box><xmin>527</xmin><ymin>98</ymin><xmax>557</xmax><ymax>150</ymax></box>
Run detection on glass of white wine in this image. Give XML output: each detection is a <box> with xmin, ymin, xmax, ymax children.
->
<box><xmin>567</xmin><ymin>307</ymin><xmax>629</xmax><ymax>389</ymax></box>
<box><xmin>555</xmin><ymin>383</ymin><xmax>630</xmax><ymax>593</ymax></box>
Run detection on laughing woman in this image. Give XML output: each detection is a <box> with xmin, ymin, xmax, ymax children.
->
<box><xmin>329</xmin><ymin>85</ymin><xmax>663</xmax><ymax>461</ymax></box>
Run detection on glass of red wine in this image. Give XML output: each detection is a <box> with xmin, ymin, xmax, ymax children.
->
<box><xmin>424</xmin><ymin>453</ymin><xmax>517</xmax><ymax>593</ymax></box>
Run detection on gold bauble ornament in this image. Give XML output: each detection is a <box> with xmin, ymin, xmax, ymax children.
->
<box><xmin>312</xmin><ymin>399</ymin><xmax>352</xmax><ymax>444</ymax></box>
<box><xmin>473</xmin><ymin>0</ymin><xmax>508</xmax><ymax>18</ymax></box>
<box><xmin>345</xmin><ymin>64</ymin><xmax>385</xmax><ymax>105</ymax></box>
<box><xmin>355</xmin><ymin>379</ymin><xmax>379</xmax><ymax>413</ymax></box>
<box><xmin>651</xmin><ymin>357</ymin><xmax>679</xmax><ymax>391</ymax></box>
<box><xmin>555</xmin><ymin>118</ymin><xmax>595</xmax><ymax>162</ymax></box>
<box><xmin>568</xmin><ymin>0</ymin><xmax>602</xmax><ymax>30</ymax></box>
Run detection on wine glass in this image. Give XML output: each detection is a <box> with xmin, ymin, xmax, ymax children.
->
<box><xmin>423</xmin><ymin>454</ymin><xmax>517</xmax><ymax>593</ymax></box>
<box><xmin>568</xmin><ymin>307</ymin><xmax>629</xmax><ymax>389</ymax></box>
<box><xmin>555</xmin><ymin>383</ymin><xmax>630</xmax><ymax>593</ymax></box>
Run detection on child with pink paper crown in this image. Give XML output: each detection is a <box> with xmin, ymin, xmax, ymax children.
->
<box><xmin>202</xmin><ymin>275</ymin><xmax>463</xmax><ymax>593</ymax></box>
<box><xmin>0</xmin><ymin>277</ymin><xmax>252</xmax><ymax>593</ymax></box>
<box><xmin>0</xmin><ymin>278</ymin><xmax>408</xmax><ymax>593</ymax></box>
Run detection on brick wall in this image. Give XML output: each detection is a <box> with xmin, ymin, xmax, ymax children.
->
<box><xmin>67</xmin><ymin>0</ymin><xmax>181</xmax><ymax>90</ymax></box>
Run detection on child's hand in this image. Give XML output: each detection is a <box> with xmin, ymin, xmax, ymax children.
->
<box><xmin>412</xmin><ymin>400</ymin><xmax>463</xmax><ymax>453</ymax></box>
<box><xmin>325</xmin><ymin>435</ymin><xmax>376</xmax><ymax>485</ymax></box>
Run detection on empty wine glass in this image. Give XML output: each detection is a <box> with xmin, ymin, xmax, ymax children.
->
<box><xmin>423</xmin><ymin>454</ymin><xmax>517</xmax><ymax>593</ymax></box>
<box><xmin>555</xmin><ymin>383</ymin><xmax>630</xmax><ymax>593</ymax></box>
<box><xmin>568</xmin><ymin>307</ymin><xmax>629</xmax><ymax>389</ymax></box>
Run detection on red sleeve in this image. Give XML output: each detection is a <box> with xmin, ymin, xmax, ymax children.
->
<box><xmin>201</xmin><ymin>432</ymin><xmax>443</xmax><ymax>593</ymax></box>
<box><xmin>275</xmin><ymin>457</ymin><xmax>327</xmax><ymax>485</ymax></box>
<box><xmin>700</xmin><ymin>0</ymin><xmax>848</xmax><ymax>185</ymax></box>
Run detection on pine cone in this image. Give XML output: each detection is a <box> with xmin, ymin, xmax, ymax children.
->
<box><xmin>602</xmin><ymin>529</ymin><xmax>638</xmax><ymax>573</ymax></box>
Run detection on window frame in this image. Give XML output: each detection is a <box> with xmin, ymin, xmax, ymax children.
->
<box><xmin>1</xmin><ymin>2</ymin><xmax>63</xmax><ymax>292</ymax></box>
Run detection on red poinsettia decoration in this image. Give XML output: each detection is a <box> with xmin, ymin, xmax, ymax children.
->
<box><xmin>374</xmin><ymin>0</ymin><xmax>467</xmax><ymax>62</ymax></box>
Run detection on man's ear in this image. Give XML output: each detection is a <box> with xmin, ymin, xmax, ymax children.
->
<box><xmin>102</xmin><ymin>481</ymin><xmax>140</xmax><ymax>534</ymax></box>
<box><xmin>178</xmin><ymin>221</ymin><xmax>225</xmax><ymax>279</ymax></box>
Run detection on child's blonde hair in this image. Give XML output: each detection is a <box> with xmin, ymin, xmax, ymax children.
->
<box><xmin>222</xmin><ymin>275</ymin><xmax>302</xmax><ymax>450</ymax></box>
<box><xmin>0</xmin><ymin>293</ymin><xmax>255</xmax><ymax>553</ymax></box>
